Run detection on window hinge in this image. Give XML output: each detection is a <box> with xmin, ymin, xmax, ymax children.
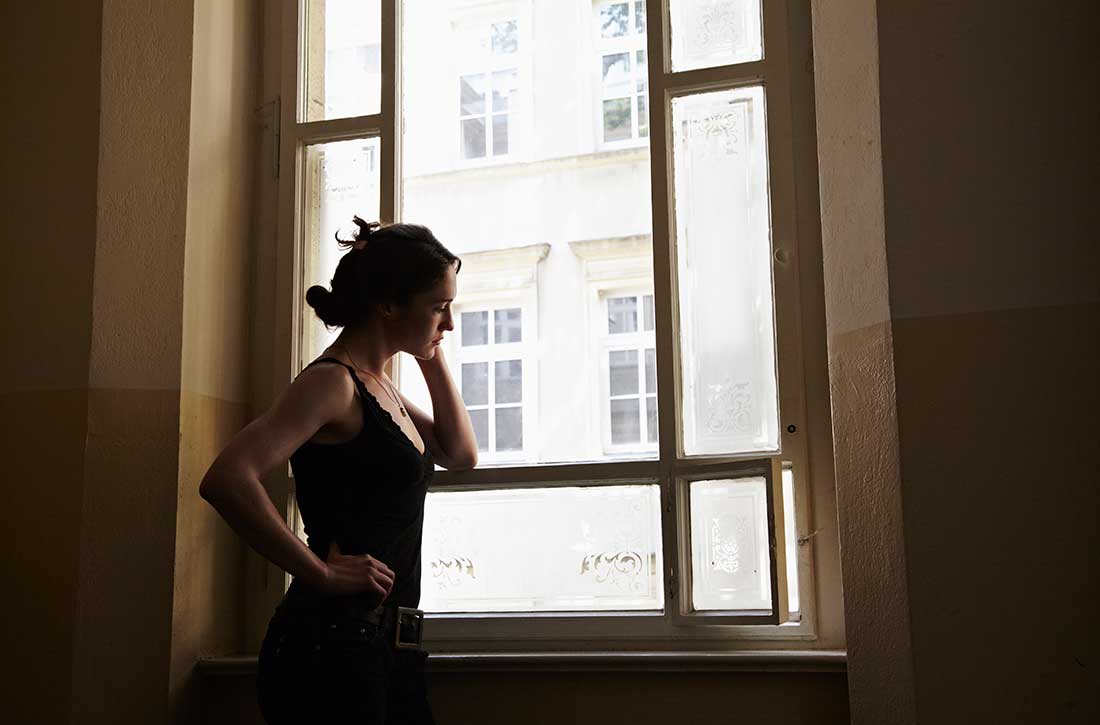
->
<box><xmin>668</xmin><ymin>569</ymin><xmax>676</xmax><ymax>599</ymax></box>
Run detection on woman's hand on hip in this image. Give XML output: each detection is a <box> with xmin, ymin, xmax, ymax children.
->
<box><xmin>319</xmin><ymin>541</ymin><xmax>395</xmax><ymax>604</ymax></box>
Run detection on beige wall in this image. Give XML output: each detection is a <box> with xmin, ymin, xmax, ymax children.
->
<box><xmin>816</xmin><ymin>0</ymin><xmax>1098</xmax><ymax>722</ymax></box>
<box><xmin>877</xmin><ymin>1</ymin><xmax>1098</xmax><ymax>721</ymax></box>
<box><xmin>1</xmin><ymin>1</ymin><xmax>257</xmax><ymax>723</ymax></box>
<box><xmin>0</xmin><ymin>2</ymin><xmax>102</xmax><ymax>723</ymax></box>
<box><xmin>171</xmin><ymin>0</ymin><xmax>260</xmax><ymax>722</ymax></box>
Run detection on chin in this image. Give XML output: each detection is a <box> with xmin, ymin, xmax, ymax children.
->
<box><xmin>413</xmin><ymin>345</ymin><xmax>438</xmax><ymax>361</ymax></box>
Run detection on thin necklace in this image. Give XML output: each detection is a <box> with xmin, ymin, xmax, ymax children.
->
<box><xmin>336</xmin><ymin>345</ymin><xmax>408</xmax><ymax>417</ymax></box>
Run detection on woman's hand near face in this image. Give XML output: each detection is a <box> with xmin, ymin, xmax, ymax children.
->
<box><xmin>320</xmin><ymin>541</ymin><xmax>395</xmax><ymax>605</ymax></box>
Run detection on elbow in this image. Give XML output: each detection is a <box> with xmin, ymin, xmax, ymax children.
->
<box><xmin>449</xmin><ymin>450</ymin><xmax>478</xmax><ymax>471</ymax></box>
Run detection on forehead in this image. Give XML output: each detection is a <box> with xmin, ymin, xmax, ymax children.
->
<box><xmin>419</xmin><ymin>263</ymin><xmax>458</xmax><ymax>301</ymax></box>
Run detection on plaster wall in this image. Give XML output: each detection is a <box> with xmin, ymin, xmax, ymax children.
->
<box><xmin>876</xmin><ymin>1</ymin><xmax>1099</xmax><ymax>721</ymax></box>
<box><xmin>71</xmin><ymin>0</ymin><xmax>197</xmax><ymax>722</ymax></box>
<box><xmin>0</xmin><ymin>2</ymin><xmax>102</xmax><ymax>722</ymax></box>
<box><xmin>170</xmin><ymin>0</ymin><xmax>260</xmax><ymax>723</ymax></box>
<box><xmin>809</xmin><ymin>0</ymin><xmax>915</xmax><ymax>722</ymax></box>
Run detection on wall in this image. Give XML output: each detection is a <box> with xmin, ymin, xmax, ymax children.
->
<box><xmin>0</xmin><ymin>1</ymin><xmax>257</xmax><ymax>722</ymax></box>
<box><xmin>0</xmin><ymin>2</ymin><xmax>102</xmax><ymax>723</ymax></box>
<box><xmin>170</xmin><ymin>0</ymin><xmax>260</xmax><ymax>722</ymax></box>
<box><xmin>877</xmin><ymin>1</ymin><xmax>1098</xmax><ymax>722</ymax></box>
<box><xmin>814</xmin><ymin>0</ymin><xmax>1099</xmax><ymax>722</ymax></box>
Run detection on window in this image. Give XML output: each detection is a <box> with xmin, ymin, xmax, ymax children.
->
<box><xmin>273</xmin><ymin>0</ymin><xmax>830</xmax><ymax>652</ymax></box>
<box><xmin>457</xmin><ymin>17</ymin><xmax>520</xmax><ymax>160</ymax></box>
<box><xmin>595</xmin><ymin>1</ymin><xmax>649</xmax><ymax>144</ymax></box>
<box><xmin>603</xmin><ymin>292</ymin><xmax>658</xmax><ymax>452</ymax></box>
<box><xmin>458</xmin><ymin>306</ymin><xmax>526</xmax><ymax>456</ymax></box>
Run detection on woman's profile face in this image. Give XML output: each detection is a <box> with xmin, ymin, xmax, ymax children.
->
<box><xmin>389</xmin><ymin>262</ymin><xmax>457</xmax><ymax>360</ymax></box>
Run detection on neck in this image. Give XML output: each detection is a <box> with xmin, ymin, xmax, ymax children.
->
<box><xmin>331</xmin><ymin>320</ymin><xmax>394</xmax><ymax>376</ymax></box>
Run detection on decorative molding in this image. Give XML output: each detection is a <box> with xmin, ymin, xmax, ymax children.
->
<box><xmin>569</xmin><ymin>234</ymin><xmax>652</xmax><ymax>283</ymax></box>
<box><xmin>458</xmin><ymin>242</ymin><xmax>550</xmax><ymax>294</ymax></box>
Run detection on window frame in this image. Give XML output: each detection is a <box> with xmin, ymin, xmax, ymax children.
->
<box><xmin>451</xmin><ymin>298</ymin><xmax>534</xmax><ymax>464</ymax></box>
<box><xmin>600</xmin><ymin>289</ymin><xmax>659</xmax><ymax>455</ymax></box>
<box><xmin>262</xmin><ymin>0</ymin><xmax>829</xmax><ymax>653</ymax></box>
<box><xmin>594</xmin><ymin>0</ymin><xmax>651</xmax><ymax>148</ymax></box>
<box><xmin>450</xmin><ymin>3</ymin><xmax>531</xmax><ymax>168</ymax></box>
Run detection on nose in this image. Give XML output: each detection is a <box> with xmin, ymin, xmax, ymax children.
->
<box><xmin>441</xmin><ymin>310</ymin><xmax>455</xmax><ymax>332</ymax></box>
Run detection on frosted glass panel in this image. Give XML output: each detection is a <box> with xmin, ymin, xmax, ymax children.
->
<box><xmin>669</xmin><ymin>0</ymin><xmax>763</xmax><ymax>72</ymax></box>
<box><xmin>421</xmin><ymin>485</ymin><xmax>664</xmax><ymax>612</ymax></box>
<box><xmin>782</xmin><ymin>465</ymin><xmax>800</xmax><ymax>615</ymax></box>
<box><xmin>302</xmin><ymin>0</ymin><xmax>381</xmax><ymax>121</ymax></box>
<box><xmin>300</xmin><ymin>137</ymin><xmax>380</xmax><ymax>366</ymax></box>
<box><xmin>672</xmin><ymin>86</ymin><xmax>778</xmax><ymax>456</ymax></box>
<box><xmin>690</xmin><ymin>477</ymin><xmax>772</xmax><ymax>611</ymax></box>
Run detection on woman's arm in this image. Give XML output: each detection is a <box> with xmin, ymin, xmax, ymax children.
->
<box><xmin>199</xmin><ymin>364</ymin><xmax>394</xmax><ymax>599</ymax></box>
<box><xmin>402</xmin><ymin>347</ymin><xmax>478</xmax><ymax>470</ymax></box>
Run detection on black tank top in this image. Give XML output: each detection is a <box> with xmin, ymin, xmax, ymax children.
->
<box><xmin>281</xmin><ymin>358</ymin><xmax>434</xmax><ymax>612</ymax></box>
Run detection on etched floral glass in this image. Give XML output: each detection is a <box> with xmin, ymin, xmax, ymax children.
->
<box><xmin>690</xmin><ymin>477</ymin><xmax>771</xmax><ymax>611</ymax></box>
<box><xmin>302</xmin><ymin>0</ymin><xmax>382</xmax><ymax>121</ymax></box>
<box><xmin>672</xmin><ymin>86</ymin><xmax>778</xmax><ymax>456</ymax></box>
<box><xmin>669</xmin><ymin>0</ymin><xmax>763</xmax><ymax>72</ymax></box>
<box><xmin>420</xmin><ymin>484</ymin><xmax>664</xmax><ymax>612</ymax></box>
<box><xmin>300</xmin><ymin>137</ymin><xmax>381</xmax><ymax>366</ymax></box>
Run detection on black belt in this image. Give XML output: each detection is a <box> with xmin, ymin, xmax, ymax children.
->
<box><xmin>273</xmin><ymin>601</ymin><xmax>425</xmax><ymax>652</ymax></box>
<box><xmin>365</xmin><ymin>604</ymin><xmax>425</xmax><ymax>651</ymax></box>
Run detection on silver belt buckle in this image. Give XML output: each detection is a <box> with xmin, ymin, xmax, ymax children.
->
<box><xmin>395</xmin><ymin>607</ymin><xmax>424</xmax><ymax>650</ymax></box>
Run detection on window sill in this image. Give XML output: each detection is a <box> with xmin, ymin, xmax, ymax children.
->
<box><xmin>197</xmin><ymin>649</ymin><xmax>846</xmax><ymax>676</ymax></box>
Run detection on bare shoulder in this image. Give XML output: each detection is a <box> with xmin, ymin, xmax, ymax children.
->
<box><xmin>285</xmin><ymin>360</ymin><xmax>357</xmax><ymax>418</ymax></box>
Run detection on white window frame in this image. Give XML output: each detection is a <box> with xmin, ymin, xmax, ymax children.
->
<box><xmin>452</xmin><ymin>298</ymin><xmax>534</xmax><ymax>465</ymax></box>
<box><xmin>450</xmin><ymin>2</ymin><xmax>532</xmax><ymax>167</ymax></box>
<box><xmin>593</xmin><ymin>0</ymin><xmax>650</xmax><ymax>149</ymax></box>
<box><xmin>600</xmin><ymin>289</ymin><xmax>658</xmax><ymax>455</ymax></box>
<box><xmin>261</xmin><ymin>0</ymin><xmax>834</xmax><ymax>655</ymax></box>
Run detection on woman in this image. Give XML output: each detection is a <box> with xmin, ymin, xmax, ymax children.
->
<box><xmin>199</xmin><ymin>218</ymin><xmax>478</xmax><ymax>723</ymax></box>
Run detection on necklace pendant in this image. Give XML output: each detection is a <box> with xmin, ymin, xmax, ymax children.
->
<box><xmin>399</xmin><ymin>407</ymin><xmax>408</xmax><ymax>417</ymax></box>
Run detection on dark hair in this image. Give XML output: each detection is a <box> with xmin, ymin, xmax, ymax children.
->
<box><xmin>305</xmin><ymin>217</ymin><xmax>461</xmax><ymax>328</ymax></box>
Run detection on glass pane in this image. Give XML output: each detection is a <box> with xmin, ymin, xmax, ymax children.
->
<box><xmin>461</xmin><ymin>118</ymin><xmax>486</xmax><ymax>159</ymax></box>
<box><xmin>644</xmin><ymin>348</ymin><xmax>656</xmax><ymax>393</ymax></box>
<box><xmin>459</xmin><ymin>74</ymin><xmax>486</xmax><ymax>116</ymax></box>
<box><xmin>300</xmin><ymin>138</ymin><xmax>380</xmax><ymax>366</ymax></box>
<box><xmin>673</xmin><ymin>86</ymin><xmax>778</xmax><ymax>456</ymax></box>
<box><xmin>642</xmin><ymin>294</ymin><xmax>655</xmax><ymax>331</ymax></box>
<box><xmin>402</xmin><ymin>1</ymin><xmax>653</xmax><ymax>465</ymax></box>
<box><xmin>782</xmin><ymin>466</ymin><xmax>800</xmax><ymax>615</ymax></box>
<box><xmin>599</xmin><ymin>3</ymin><xmax>630</xmax><ymax>37</ymax></box>
<box><xmin>302</xmin><ymin>0</ymin><xmax>382</xmax><ymax>121</ymax></box>
<box><xmin>636</xmin><ymin>1</ymin><xmax>647</xmax><ymax>33</ymax></box>
<box><xmin>610</xmin><ymin>398</ymin><xmax>640</xmax><ymax>443</ymax></box>
<box><xmin>421</xmin><ymin>485</ymin><xmax>663</xmax><ymax>612</ymax></box>
<box><xmin>491</xmin><ymin>69</ymin><xmax>518</xmax><ymax>112</ymax></box>
<box><xmin>491</xmin><ymin>20</ymin><xmax>518</xmax><ymax>54</ymax></box>
<box><xmin>495</xmin><ymin>407</ymin><xmax>523</xmax><ymax>450</ymax></box>
<box><xmin>669</xmin><ymin>0</ymin><xmax>763</xmax><ymax>72</ymax></box>
<box><xmin>469</xmin><ymin>409</ymin><xmax>489</xmax><ymax>451</ymax></box>
<box><xmin>603</xmin><ymin>98</ymin><xmax>632</xmax><ymax>142</ymax></box>
<box><xmin>494</xmin><ymin>308</ymin><xmax>522</xmax><ymax>343</ymax></box>
<box><xmin>645</xmin><ymin>396</ymin><xmax>658</xmax><ymax>443</ymax></box>
<box><xmin>461</xmin><ymin>362</ymin><xmax>488</xmax><ymax>405</ymax></box>
<box><xmin>690</xmin><ymin>477</ymin><xmax>772</xmax><ymax>611</ymax></box>
<box><xmin>638</xmin><ymin>94</ymin><xmax>649</xmax><ymax>138</ymax></box>
<box><xmin>607</xmin><ymin>296</ymin><xmax>638</xmax><ymax>334</ymax></box>
<box><xmin>609</xmin><ymin>350</ymin><xmax>638</xmax><ymax>396</ymax></box>
<box><xmin>494</xmin><ymin>360</ymin><xmax>522</xmax><ymax>404</ymax></box>
<box><xmin>492</xmin><ymin>114</ymin><xmax>509</xmax><ymax>156</ymax></box>
<box><xmin>461</xmin><ymin>311</ymin><xmax>488</xmax><ymax>346</ymax></box>
<box><xmin>602</xmin><ymin>53</ymin><xmax>631</xmax><ymax>97</ymax></box>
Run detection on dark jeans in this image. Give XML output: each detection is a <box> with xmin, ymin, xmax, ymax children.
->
<box><xmin>256</xmin><ymin>604</ymin><xmax>435</xmax><ymax>724</ymax></box>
